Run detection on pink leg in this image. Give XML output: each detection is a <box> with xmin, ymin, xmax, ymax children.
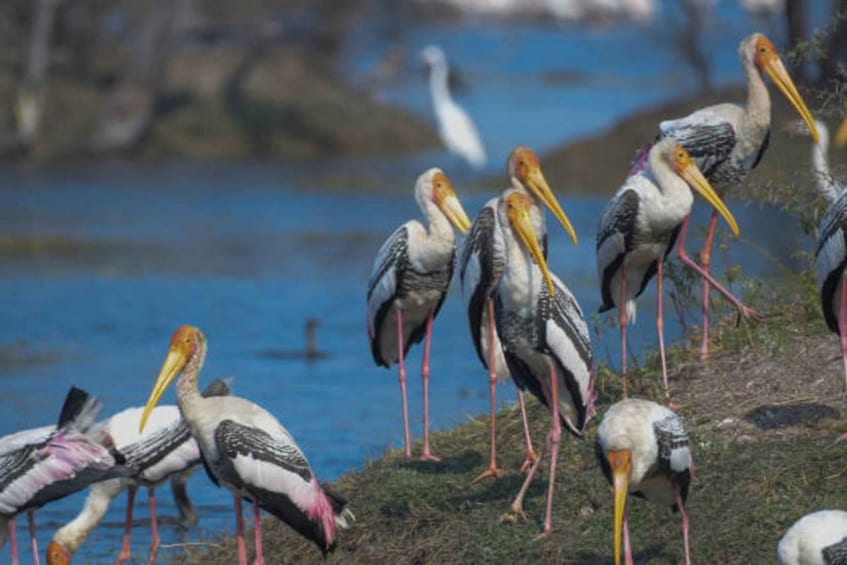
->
<box><xmin>623</xmin><ymin>510</ymin><xmax>634</xmax><ymax>565</ymax></box>
<box><xmin>677</xmin><ymin>216</ymin><xmax>757</xmax><ymax>322</ymax></box>
<box><xmin>420</xmin><ymin>311</ymin><xmax>439</xmax><ymax>461</ymax></box>
<box><xmin>502</xmin><ymin>435</ymin><xmax>550</xmax><ymax>521</ymax></box>
<box><xmin>27</xmin><ymin>511</ymin><xmax>39</xmax><ymax>565</ymax></box>
<box><xmin>147</xmin><ymin>488</ymin><xmax>159</xmax><ymax>564</ymax></box>
<box><xmin>396</xmin><ymin>309</ymin><xmax>412</xmax><ymax>461</ymax></box>
<box><xmin>253</xmin><ymin>500</ymin><xmax>264</xmax><ymax>565</ymax></box>
<box><xmin>9</xmin><ymin>518</ymin><xmax>18</xmax><ymax>565</ymax></box>
<box><xmin>517</xmin><ymin>390</ymin><xmax>538</xmax><ymax>474</ymax></box>
<box><xmin>677</xmin><ymin>492</ymin><xmax>691</xmax><ymax>565</ymax></box>
<box><xmin>619</xmin><ymin>263</ymin><xmax>628</xmax><ymax>397</ymax></box>
<box><xmin>699</xmin><ymin>210</ymin><xmax>719</xmax><ymax>360</ymax></box>
<box><xmin>473</xmin><ymin>300</ymin><xmax>502</xmax><ymax>483</ymax></box>
<box><xmin>839</xmin><ymin>276</ymin><xmax>847</xmax><ymax>393</ymax></box>
<box><xmin>538</xmin><ymin>366</ymin><xmax>562</xmax><ymax>539</ymax></box>
<box><xmin>115</xmin><ymin>486</ymin><xmax>137</xmax><ymax>565</ymax></box>
<box><xmin>656</xmin><ymin>260</ymin><xmax>669</xmax><ymax>396</ymax></box>
<box><xmin>234</xmin><ymin>495</ymin><xmax>247</xmax><ymax>565</ymax></box>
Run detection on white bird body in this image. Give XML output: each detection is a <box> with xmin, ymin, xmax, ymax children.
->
<box><xmin>141</xmin><ymin>326</ymin><xmax>354</xmax><ymax>559</ymax></box>
<box><xmin>778</xmin><ymin>510</ymin><xmax>847</xmax><ymax>565</ymax></box>
<box><xmin>421</xmin><ymin>45</ymin><xmax>486</xmax><ymax>169</ymax></box>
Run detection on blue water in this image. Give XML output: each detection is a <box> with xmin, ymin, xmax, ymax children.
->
<box><xmin>0</xmin><ymin>3</ymin><xmax>827</xmax><ymax>562</ymax></box>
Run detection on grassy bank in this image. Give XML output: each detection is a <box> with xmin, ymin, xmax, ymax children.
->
<box><xmin>177</xmin><ymin>266</ymin><xmax>847</xmax><ymax>564</ymax></box>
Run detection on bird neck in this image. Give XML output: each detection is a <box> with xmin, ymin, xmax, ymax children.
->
<box><xmin>420</xmin><ymin>197</ymin><xmax>456</xmax><ymax>244</ymax></box>
<box><xmin>741</xmin><ymin>57</ymin><xmax>771</xmax><ymax>140</ymax></box>
<box><xmin>176</xmin><ymin>343</ymin><xmax>207</xmax><ymax>417</ymax></box>
<box><xmin>427</xmin><ymin>58</ymin><xmax>452</xmax><ymax>116</ymax></box>
<box><xmin>500</xmin><ymin>216</ymin><xmax>540</xmax><ymax>309</ymax></box>
<box><xmin>812</xmin><ymin>126</ymin><xmax>840</xmax><ymax>201</ymax></box>
<box><xmin>648</xmin><ymin>153</ymin><xmax>693</xmax><ymax>207</ymax></box>
<box><xmin>53</xmin><ymin>482</ymin><xmax>120</xmax><ymax>554</ymax></box>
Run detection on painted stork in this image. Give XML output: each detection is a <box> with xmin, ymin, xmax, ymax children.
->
<box><xmin>460</xmin><ymin>146</ymin><xmax>578</xmax><ymax>483</ymax></box>
<box><xmin>140</xmin><ymin>326</ymin><xmax>354</xmax><ymax>564</ymax></box>
<box><xmin>493</xmin><ymin>189</ymin><xmax>593</xmax><ymax>537</ymax></box>
<box><xmin>0</xmin><ymin>387</ymin><xmax>125</xmax><ymax>565</ymax></box>
<box><xmin>595</xmin><ymin>398</ymin><xmax>694</xmax><ymax>565</ymax></box>
<box><xmin>421</xmin><ymin>45</ymin><xmax>486</xmax><ymax>169</ymax></box>
<box><xmin>367</xmin><ymin>168</ymin><xmax>471</xmax><ymax>461</ymax></box>
<box><xmin>658</xmin><ymin>32</ymin><xmax>819</xmax><ymax>360</ymax></box>
<box><xmin>799</xmin><ymin>118</ymin><xmax>847</xmax><ymax>396</ymax></box>
<box><xmin>47</xmin><ymin>379</ymin><xmax>230</xmax><ymax>565</ymax></box>
<box><xmin>597</xmin><ymin>139</ymin><xmax>741</xmax><ymax>397</ymax></box>
<box><xmin>777</xmin><ymin>510</ymin><xmax>847</xmax><ymax>565</ymax></box>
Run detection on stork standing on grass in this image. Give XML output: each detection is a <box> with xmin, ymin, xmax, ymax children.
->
<box><xmin>140</xmin><ymin>326</ymin><xmax>354</xmax><ymax>564</ymax></box>
<box><xmin>799</xmin><ymin>118</ymin><xmax>847</xmax><ymax>395</ymax></box>
<box><xmin>595</xmin><ymin>398</ymin><xmax>694</xmax><ymax>565</ymax></box>
<box><xmin>597</xmin><ymin>139</ymin><xmax>741</xmax><ymax>398</ymax></box>
<box><xmin>0</xmin><ymin>387</ymin><xmax>125</xmax><ymax>565</ymax></box>
<box><xmin>421</xmin><ymin>45</ymin><xmax>486</xmax><ymax>169</ymax></box>
<box><xmin>367</xmin><ymin>168</ymin><xmax>471</xmax><ymax>461</ymax></box>
<box><xmin>493</xmin><ymin>190</ymin><xmax>593</xmax><ymax>538</ymax></box>
<box><xmin>777</xmin><ymin>510</ymin><xmax>847</xmax><ymax>565</ymax></box>
<box><xmin>658</xmin><ymin>32</ymin><xmax>820</xmax><ymax>360</ymax></box>
<box><xmin>47</xmin><ymin>379</ymin><xmax>230</xmax><ymax>565</ymax></box>
<box><xmin>460</xmin><ymin>146</ymin><xmax>578</xmax><ymax>483</ymax></box>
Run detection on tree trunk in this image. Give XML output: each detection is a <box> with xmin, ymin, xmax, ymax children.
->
<box><xmin>89</xmin><ymin>0</ymin><xmax>187</xmax><ymax>153</ymax></box>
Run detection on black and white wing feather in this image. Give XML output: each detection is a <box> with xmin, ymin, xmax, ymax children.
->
<box><xmin>597</xmin><ymin>188</ymin><xmax>640</xmax><ymax>313</ymax></box>
<box><xmin>366</xmin><ymin>225</ymin><xmax>409</xmax><ymax>363</ymax></box>
<box><xmin>653</xmin><ymin>411</ymin><xmax>692</xmax><ymax>507</ymax></box>
<box><xmin>660</xmin><ymin>109</ymin><xmax>737</xmax><ymax>179</ymax></box>
<box><xmin>816</xmin><ymin>192</ymin><xmax>847</xmax><ymax>333</ymax></box>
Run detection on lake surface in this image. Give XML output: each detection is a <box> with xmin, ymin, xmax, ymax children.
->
<box><xmin>0</xmin><ymin>3</ymin><xmax>827</xmax><ymax>562</ymax></box>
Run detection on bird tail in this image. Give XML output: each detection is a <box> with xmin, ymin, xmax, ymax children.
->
<box><xmin>321</xmin><ymin>482</ymin><xmax>355</xmax><ymax>529</ymax></box>
<box><xmin>57</xmin><ymin>386</ymin><xmax>99</xmax><ymax>431</ymax></box>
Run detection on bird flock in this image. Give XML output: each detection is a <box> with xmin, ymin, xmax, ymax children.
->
<box><xmin>1</xmin><ymin>31</ymin><xmax>846</xmax><ymax>565</ymax></box>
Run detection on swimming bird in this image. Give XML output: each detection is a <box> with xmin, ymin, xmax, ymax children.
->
<box><xmin>595</xmin><ymin>398</ymin><xmax>694</xmax><ymax>565</ymax></box>
<box><xmin>140</xmin><ymin>326</ymin><xmax>354</xmax><ymax>564</ymax></box>
<box><xmin>494</xmin><ymin>190</ymin><xmax>593</xmax><ymax>537</ymax></box>
<box><xmin>421</xmin><ymin>45</ymin><xmax>486</xmax><ymax>169</ymax></box>
<box><xmin>597</xmin><ymin>139</ymin><xmax>741</xmax><ymax>397</ymax></box>
<box><xmin>367</xmin><ymin>168</ymin><xmax>471</xmax><ymax>461</ymax></box>
<box><xmin>777</xmin><ymin>509</ymin><xmax>847</xmax><ymax>565</ymax></box>
<box><xmin>658</xmin><ymin>32</ymin><xmax>819</xmax><ymax>360</ymax></box>
<box><xmin>47</xmin><ymin>379</ymin><xmax>230</xmax><ymax>565</ymax></box>
<box><xmin>256</xmin><ymin>318</ymin><xmax>328</xmax><ymax>362</ymax></box>
<box><xmin>460</xmin><ymin>146</ymin><xmax>578</xmax><ymax>483</ymax></box>
<box><xmin>0</xmin><ymin>387</ymin><xmax>125</xmax><ymax>565</ymax></box>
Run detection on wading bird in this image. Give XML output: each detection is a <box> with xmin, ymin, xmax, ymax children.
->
<box><xmin>1</xmin><ymin>387</ymin><xmax>125</xmax><ymax>565</ymax></box>
<box><xmin>367</xmin><ymin>168</ymin><xmax>471</xmax><ymax>461</ymax></box>
<box><xmin>658</xmin><ymin>32</ymin><xmax>819</xmax><ymax>360</ymax></box>
<box><xmin>421</xmin><ymin>45</ymin><xmax>486</xmax><ymax>169</ymax></box>
<box><xmin>596</xmin><ymin>398</ymin><xmax>694</xmax><ymax>565</ymax></box>
<box><xmin>47</xmin><ymin>379</ymin><xmax>230</xmax><ymax>565</ymax></box>
<box><xmin>801</xmin><ymin>119</ymin><xmax>847</xmax><ymax>394</ymax></box>
<box><xmin>140</xmin><ymin>326</ymin><xmax>354</xmax><ymax>564</ymax></box>
<box><xmin>460</xmin><ymin>146</ymin><xmax>578</xmax><ymax>483</ymax></box>
<box><xmin>777</xmin><ymin>510</ymin><xmax>847</xmax><ymax>565</ymax></box>
<box><xmin>597</xmin><ymin>139</ymin><xmax>741</xmax><ymax>397</ymax></box>
<box><xmin>494</xmin><ymin>190</ymin><xmax>593</xmax><ymax>537</ymax></box>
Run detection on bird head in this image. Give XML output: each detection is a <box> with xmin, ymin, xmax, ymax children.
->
<box><xmin>743</xmin><ymin>33</ymin><xmax>819</xmax><ymax>144</ymax></box>
<box><xmin>424</xmin><ymin>169</ymin><xmax>471</xmax><ymax>233</ymax></box>
<box><xmin>607</xmin><ymin>449</ymin><xmax>633</xmax><ymax>565</ymax></box>
<box><xmin>508</xmin><ymin>146</ymin><xmax>578</xmax><ymax>246</ymax></box>
<box><xmin>505</xmin><ymin>190</ymin><xmax>555</xmax><ymax>297</ymax></box>
<box><xmin>419</xmin><ymin>45</ymin><xmax>445</xmax><ymax>67</ymax></box>
<box><xmin>664</xmin><ymin>141</ymin><xmax>740</xmax><ymax>238</ymax></box>
<box><xmin>46</xmin><ymin>541</ymin><xmax>71</xmax><ymax>565</ymax></box>
<box><xmin>139</xmin><ymin>325</ymin><xmax>204</xmax><ymax>433</ymax></box>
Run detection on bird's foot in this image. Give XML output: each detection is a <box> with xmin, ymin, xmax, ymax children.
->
<box><xmin>533</xmin><ymin>528</ymin><xmax>553</xmax><ymax>542</ymax></box>
<box><xmin>499</xmin><ymin>506</ymin><xmax>528</xmax><ymax>524</ymax></box>
<box><xmin>736</xmin><ymin>304</ymin><xmax>761</xmax><ymax>324</ymax></box>
<box><xmin>519</xmin><ymin>449</ymin><xmax>539</xmax><ymax>474</ymax></box>
<box><xmin>471</xmin><ymin>465</ymin><xmax>503</xmax><ymax>485</ymax></box>
<box><xmin>419</xmin><ymin>452</ymin><xmax>441</xmax><ymax>462</ymax></box>
<box><xmin>828</xmin><ymin>432</ymin><xmax>847</xmax><ymax>449</ymax></box>
<box><xmin>114</xmin><ymin>551</ymin><xmax>131</xmax><ymax>565</ymax></box>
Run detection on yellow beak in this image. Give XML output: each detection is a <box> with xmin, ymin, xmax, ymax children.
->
<box><xmin>612</xmin><ymin>465</ymin><xmax>629</xmax><ymax>565</ymax></box>
<box><xmin>508</xmin><ymin>195</ymin><xmax>555</xmax><ymax>297</ymax></box>
<box><xmin>439</xmin><ymin>194</ymin><xmax>472</xmax><ymax>233</ymax></box>
<box><xmin>762</xmin><ymin>53</ymin><xmax>819</xmax><ymax>144</ymax></box>
<box><xmin>836</xmin><ymin>116</ymin><xmax>847</xmax><ymax>148</ymax></box>
<box><xmin>680</xmin><ymin>163</ymin><xmax>740</xmax><ymax>238</ymax></box>
<box><xmin>524</xmin><ymin>165</ymin><xmax>578</xmax><ymax>246</ymax></box>
<box><xmin>139</xmin><ymin>349</ymin><xmax>186</xmax><ymax>433</ymax></box>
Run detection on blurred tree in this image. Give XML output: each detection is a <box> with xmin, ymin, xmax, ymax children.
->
<box><xmin>785</xmin><ymin>0</ymin><xmax>807</xmax><ymax>81</ymax></box>
<box><xmin>820</xmin><ymin>0</ymin><xmax>847</xmax><ymax>86</ymax></box>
